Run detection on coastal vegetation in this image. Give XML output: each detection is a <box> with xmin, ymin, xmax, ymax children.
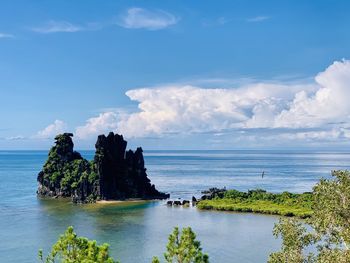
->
<box><xmin>197</xmin><ymin>189</ymin><xmax>313</xmax><ymax>218</ymax></box>
<box><xmin>268</xmin><ymin>170</ymin><xmax>350</xmax><ymax>262</ymax></box>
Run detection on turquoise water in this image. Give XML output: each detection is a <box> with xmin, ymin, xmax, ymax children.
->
<box><xmin>1</xmin><ymin>150</ymin><xmax>350</xmax><ymax>262</ymax></box>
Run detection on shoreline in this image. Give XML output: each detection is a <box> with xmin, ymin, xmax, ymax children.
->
<box><xmin>196</xmin><ymin>199</ymin><xmax>312</xmax><ymax>218</ymax></box>
<box><xmin>96</xmin><ymin>198</ymin><xmax>151</xmax><ymax>204</ymax></box>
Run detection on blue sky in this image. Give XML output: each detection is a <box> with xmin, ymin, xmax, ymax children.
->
<box><xmin>1</xmin><ymin>0</ymin><xmax>350</xmax><ymax>150</ymax></box>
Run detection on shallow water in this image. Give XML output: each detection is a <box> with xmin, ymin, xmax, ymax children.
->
<box><xmin>1</xmin><ymin>150</ymin><xmax>350</xmax><ymax>262</ymax></box>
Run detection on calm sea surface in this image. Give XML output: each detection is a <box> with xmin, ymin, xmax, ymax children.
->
<box><xmin>1</xmin><ymin>150</ymin><xmax>350</xmax><ymax>263</ymax></box>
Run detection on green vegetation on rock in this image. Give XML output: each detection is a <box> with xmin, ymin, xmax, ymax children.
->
<box><xmin>37</xmin><ymin>133</ymin><xmax>98</xmax><ymax>202</ymax></box>
<box><xmin>197</xmin><ymin>189</ymin><xmax>313</xmax><ymax>218</ymax></box>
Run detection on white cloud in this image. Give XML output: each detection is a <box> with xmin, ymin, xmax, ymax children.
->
<box><xmin>75</xmin><ymin>112</ymin><xmax>118</xmax><ymax>139</ymax></box>
<box><xmin>31</xmin><ymin>9</ymin><xmax>178</xmax><ymax>34</ymax></box>
<box><xmin>275</xmin><ymin>60</ymin><xmax>350</xmax><ymax>128</ymax></box>
<box><xmin>75</xmin><ymin>60</ymin><xmax>350</xmax><ymax>144</ymax></box>
<box><xmin>36</xmin><ymin>120</ymin><xmax>67</xmax><ymax>139</ymax></box>
<box><xmin>31</xmin><ymin>21</ymin><xmax>82</xmax><ymax>33</ymax></box>
<box><xmin>0</xmin><ymin>33</ymin><xmax>14</xmax><ymax>38</ymax></box>
<box><xmin>119</xmin><ymin>7</ymin><xmax>179</xmax><ymax>30</ymax></box>
<box><xmin>116</xmin><ymin>82</ymin><xmax>316</xmax><ymax>137</ymax></box>
<box><xmin>247</xmin><ymin>16</ymin><xmax>270</xmax><ymax>22</ymax></box>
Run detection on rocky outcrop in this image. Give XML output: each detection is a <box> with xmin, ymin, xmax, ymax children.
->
<box><xmin>37</xmin><ymin>132</ymin><xmax>169</xmax><ymax>203</ymax></box>
<box><xmin>200</xmin><ymin>187</ymin><xmax>227</xmax><ymax>200</ymax></box>
<box><xmin>94</xmin><ymin>132</ymin><xmax>169</xmax><ymax>200</ymax></box>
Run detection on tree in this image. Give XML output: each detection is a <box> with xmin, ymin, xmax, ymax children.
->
<box><xmin>153</xmin><ymin>227</ymin><xmax>209</xmax><ymax>263</ymax></box>
<box><xmin>268</xmin><ymin>218</ymin><xmax>316</xmax><ymax>263</ymax></box>
<box><xmin>268</xmin><ymin>170</ymin><xmax>350</xmax><ymax>263</ymax></box>
<box><xmin>39</xmin><ymin>226</ymin><xmax>118</xmax><ymax>263</ymax></box>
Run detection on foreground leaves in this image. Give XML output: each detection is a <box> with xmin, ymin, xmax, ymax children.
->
<box><xmin>268</xmin><ymin>218</ymin><xmax>317</xmax><ymax>263</ymax></box>
<box><xmin>268</xmin><ymin>170</ymin><xmax>350</xmax><ymax>263</ymax></box>
<box><xmin>39</xmin><ymin>226</ymin><xmax>118</xmax><ymax>263</ymax></box>
<box><xmin>153</xmin><ymin>227</ymin><xmax>209</xmax><ymax>263</ymax></box>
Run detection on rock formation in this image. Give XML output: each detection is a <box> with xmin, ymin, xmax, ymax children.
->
<box><xmin>37</xmin><ymin>132</ymin><xmax>169</xmax><ymax>203</ymax></box>
<box><xmin>200</xmin><ymin>187</ymin><xmax>227</xmax><ymax>200</ymax></box>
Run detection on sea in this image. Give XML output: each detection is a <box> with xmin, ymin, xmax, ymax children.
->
<box><xmin>1</xmin><ymin>150</ymin><xmax>349</xmax><ymax>263</ymax></box>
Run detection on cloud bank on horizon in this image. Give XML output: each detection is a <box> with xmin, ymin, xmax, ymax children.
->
<box><xmin>46</xmin><ymin>59</ymin><xmax>348</xmax><ymax>146</ymax></box>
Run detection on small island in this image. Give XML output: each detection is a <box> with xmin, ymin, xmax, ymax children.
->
<box><xmin>37</xmin><ymin>132</ymin><xmax>169</xmax><ymax>203</ymax></box>
<box><xmin>196</xmin><ymin>188</ymin><xmax>313</xmax><ymax>218</ymax></box>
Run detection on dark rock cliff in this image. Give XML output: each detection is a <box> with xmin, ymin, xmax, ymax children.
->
<box><xmin>37</xmin><ymin>132</ymin><xmax>169</xmax><ymax>203</ymax></box>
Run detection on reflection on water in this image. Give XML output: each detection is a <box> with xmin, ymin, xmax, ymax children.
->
<box><xmin>34</xmin><ymin>199</ymin><xmax>280</xmax><ymax>263</ymax></box>
<box><xmin>1</xmin><ymin>150</ymin><xmax>350</xmax><ymax>262</ymax></box>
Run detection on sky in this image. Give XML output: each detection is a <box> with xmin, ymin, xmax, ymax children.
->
<box><xmin>1</xmin><ymin>0</ymin><xmax>350</xmax><ymax>150</ymax></box>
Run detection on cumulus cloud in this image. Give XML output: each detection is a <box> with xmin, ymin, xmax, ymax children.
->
<box><xmin>31</xmin><ymin>21</ymin><xmax>82</xmax><ymax>33</ymax></box>
<box><xmin>75</xmin><ymin>112</ymin><xmax>119</xmax><ymax>139</ymax></box>
<box><xmin>275</xmin><ymin>60</ymin><xmax>350</xmax><ymax>128</ymax></box>
<box><xmin>36</xmin><ymin>120</ymin><xmax>67</xmax><ymax>139</ymax></box>
<box><xmin>75</xmin><ymin>60</ymin><xmax>350</xmax><ymax>143</ymax></box>
<box><xmin>116</xmin><ymin>83</ymin><xmax>315</xmax><ymax>137</ymax></box>
<box><xmin>118</xmin><ymin>7</ymin><xmax>179</xmax><ymax>30</ymax></box>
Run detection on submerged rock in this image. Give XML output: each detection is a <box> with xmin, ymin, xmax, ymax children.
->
<box><xmin>166</xmin><ymin>199</ymin><xmax>191</xmax><ymax>207</ymax></box>
<box><xmin>182</xmin><ymin>200</ymin><xmax>190</xmax><ymax>205</ymax></box>
<box><xmin>37</xmin><ymin>132</ymin><xmax>169</xmax><ymax>203</ymax></box>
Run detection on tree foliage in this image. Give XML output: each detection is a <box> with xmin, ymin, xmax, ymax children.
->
<box><xmin>268</xmin><ymin>218</ymin><xmax>316</xmax><ymax>263</ymax></box>
<box><xmin>39</xmin><ymin>226</ymin><xmax>118</xmax><ymax>263</ymax></box>
<box><xmin>40</xmin><ymin>226</ymin><xmax>209</xmax><ymax>263</ymax></box>
<box><xmin>268</xmin><ymin>170</ymin><xmax>350</xmax><ymax>263</ymax></box>
<box><xmin>153</xmin><ymin>227</ymin><xmax>209</xmax><ymax>263</ymax></box>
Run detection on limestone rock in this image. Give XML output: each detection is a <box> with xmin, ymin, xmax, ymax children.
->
<box><xmin>37</xmin><ymin>132</ymin><xmax>169</xmax><ymax>203</ymax></box>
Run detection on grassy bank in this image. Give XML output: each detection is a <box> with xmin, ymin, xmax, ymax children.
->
<box><xmin>196</xmin><ymin>189</ymin><xmax>313</xmax><ymax>218</ymax></box>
